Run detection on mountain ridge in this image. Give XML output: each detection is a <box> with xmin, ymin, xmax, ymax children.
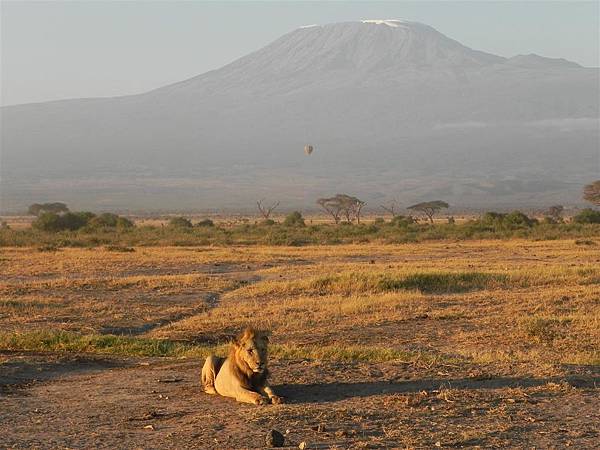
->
<box><xmin>1</xmin><ymin>20</ymin><xmax>597</xmax><ymax>212</ymax></box>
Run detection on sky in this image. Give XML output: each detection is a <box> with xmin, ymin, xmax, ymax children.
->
<box><xmin>1</xmin><ymin>0</ymin><xmax>598</xmax><ymax>106</ymax></box>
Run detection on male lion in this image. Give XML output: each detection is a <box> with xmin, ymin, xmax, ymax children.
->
<box><xmin>201</xmin><ymin>328</ymin><xmax>283</xmax><ymax>405</ymax></box>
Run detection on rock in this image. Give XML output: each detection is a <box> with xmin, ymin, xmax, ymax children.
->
<box><xmin>265</xmin><ymin>429</ymin><xmax>285</xmax><ymax>447</ymax></box>
<box><xmin>299</xmin><ymin>442</ymin><xmax>307</xmax><ymax>450</ymax></box>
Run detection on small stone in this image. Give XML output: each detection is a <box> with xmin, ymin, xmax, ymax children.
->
<box><xmin>299</xmin><ymin>442</ymin><xmax>307</xmax><ymax>450</ymax></box>
<box><xmin>265</xmin><ymin>429</ymin><xmax>285</xmax><ymax>447</ymax></box>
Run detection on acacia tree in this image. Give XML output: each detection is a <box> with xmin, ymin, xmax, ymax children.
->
<box><xmin>317</xmin><ymin>196</ymin><xmax>343</xmax><ymax>224</ymax></box>
<box><xmin>407</xmin><ymin>200</ymin><xmax>449</xmax><ymax>223</ymax></box>
<box><xmin>27</xmin><ymin>202</ymin><xmax>69</xmax><ymax>216</ymax></box>
<box><xmin>546</xmin><ymin>205</ymin><xmax>564</xmax><ymax>220</ymax></box>
<box><xmin>380</xmin><ymin>198</ymin><xmax>400</xmax><ymax>217</ymax></box>
<box><xmin>583</xmin><ymin>181</ymin><xmax>600</xmax><ymax>206</ymax></box>
<box><xmin>256</xmin><ymin>199</ymin><xmax>280</xmax><ymax>219</ymax></box>
<box><xmin>317</xmin><ymin>194</ymin><xmax>365</xmax><ymax>224</ymax></box>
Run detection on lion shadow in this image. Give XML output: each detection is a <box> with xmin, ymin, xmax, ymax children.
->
<box><xmin>276</xmin><ymin>374</ymin><xmax>600</xmax><ymax>404</ymax></box>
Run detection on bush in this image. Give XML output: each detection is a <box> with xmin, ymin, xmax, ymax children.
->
<box><xmin>261</xmin><ymin>219</ymin><xmax>276</xmax><ymax>226</ymax></box>
<box><xmin>60</xmin><ymin>212</ymin><xmax>92</xmax><ymax>231</ymax></box>
<box><xmin>373</xmin><ymin>217</ymin><xmax>385</xmax><ymax>225</ymax></box>
<box><xmin>283</xmin><ymin>211</ymin><xmax>305</xmax><ymax>227</ymax></box>
<box><xmin>32</xmin><ymin>212</ymin><xmax>63</xmax><ymax>232</ymax></box>
<box><xmin>32</xmin><ymin>211</ymin><xmax>93</xmax><ymax>232</ymax></box>
<box><xmin>89</xmin><ymin>213</ymin><xmax>118</xmax><ymax>228</ymax></box>
<box><xmin>168</xmin><ymin>217</ymin><xmax>193</xmax><ymax>228</ymax></box>
<box><xmin>116</xmin><ymin>217</ymin><xmax>135</xmax><ymax>229</ymax></box>
<box><xmin>196</xmin><ymin>219</ymin><xmax>214</xmax><ymax>227</ymax></box>
<box><xmin>390</xmin><ymin>215</ymin><xmax>414</xmax><ymax>228</ymax></box>
<box><xmin>503</xmin><ymin>211</ymin><xmax>537</xmax><ymax>228</ymax></box>
<box><xmin>573</xmin><ymin>208</ymin><xmax>600</xmax><ymax>224</ymax></box>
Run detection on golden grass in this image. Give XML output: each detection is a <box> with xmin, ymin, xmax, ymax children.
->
<box><xmin>1</xmin><ymin>239</ymin><xmax>599</xmax><ymax>373</ymax></box>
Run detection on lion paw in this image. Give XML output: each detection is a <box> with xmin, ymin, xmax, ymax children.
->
<box><xmin>254</xmin><ymin>396</ymin><xmax>268</xmax><ymax>405</ymax></box>
<box><xmin>270</xmin><ymin>395</ymin><xmax>284</xmax><ymax>405</ymax></box>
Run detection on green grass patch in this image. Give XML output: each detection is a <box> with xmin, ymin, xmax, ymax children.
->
<box><xmin>0</xmin><ymin>330</ymin><xmax>449</xmax><ymax>363</ymax></box>
<box><xmin>241</xmin><ymin>270</ymin><xmax>511</xmax><ymax>297</ymax></box>
<box><xmin>377</xmin><ymin>272</ymin><xmax>508</xmax><ymax>294</ymax></box>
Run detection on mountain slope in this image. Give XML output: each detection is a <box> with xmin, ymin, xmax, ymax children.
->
<box><xmin>1</xmin><ymin>20</ymin><xmax>598</xmax><ymax>212</ymax></box>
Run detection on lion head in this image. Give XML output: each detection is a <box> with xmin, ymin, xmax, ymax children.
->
<box><xmin>229</xmin><ymin>328</ymin><xmax>270</xmax><ymax>386</ymax></box>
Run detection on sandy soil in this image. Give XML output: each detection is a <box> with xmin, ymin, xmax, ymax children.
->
<box><xmin>1</xmin><ymin>352</ymin><xmax>598</xmax><ymax>449</ymax></box>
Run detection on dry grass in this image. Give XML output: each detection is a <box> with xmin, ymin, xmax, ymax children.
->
<box><xmin>1</xmin><ymin>238</ymin><xmax>599</xmax><ymax>373</ymax></box>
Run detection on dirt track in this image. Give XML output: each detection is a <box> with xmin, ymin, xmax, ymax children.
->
<box><xmin>1</xmin><ymin>352</ymin><xmax>599</xmax><ymax>449</ymax></box>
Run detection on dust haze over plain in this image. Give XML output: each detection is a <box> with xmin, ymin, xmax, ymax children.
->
<box><xmin>1</xmin><ymin>17</ymin><xmax>599</xmax><ymax>212</ymax></box>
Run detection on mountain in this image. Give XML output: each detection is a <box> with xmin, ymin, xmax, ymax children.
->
<box><xmin>1</xmin><ymin>20</ymin><xmax>598</xmax><ymax>212</ymax></box>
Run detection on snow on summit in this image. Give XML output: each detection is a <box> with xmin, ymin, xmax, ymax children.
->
<box><xmin>361</xmin><ymin>19</ymin><xmax>410</xmax><ymax>27</ymax></box>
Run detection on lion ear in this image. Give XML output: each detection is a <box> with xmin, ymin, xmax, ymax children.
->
<box><xmin>235</xmin><ymin>327</ymin><xmax>253</xmax><ymax>346</ymax></box>
<box><xmin>260</xmin><ymin>330</ymin><xmax>271</xmax><ymax>342</ymax></box>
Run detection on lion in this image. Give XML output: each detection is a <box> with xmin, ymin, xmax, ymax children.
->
<box><xmin>201</xmin><ymin>328</ymin><xmax>283</xmax><ymax>405</ymax></box>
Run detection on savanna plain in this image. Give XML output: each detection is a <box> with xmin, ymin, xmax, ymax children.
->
<box><xmin>1</xmin><ymin>230</ymin><xmax>599</xmax><ymax>448</ymax></box>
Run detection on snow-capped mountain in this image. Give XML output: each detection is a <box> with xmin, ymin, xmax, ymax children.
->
<box><xmin>1</xmin><ymin>20</ymin><xmax>598</xmax><ymax>211</ymax></box>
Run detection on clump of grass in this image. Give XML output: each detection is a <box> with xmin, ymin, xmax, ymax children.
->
<box><xmin>239</xmin><ymin>270</ymin><xmax>511</xmax><ymax>297</ymax></box>
<box><xmin>377</xmin><ymin>272</ymin><xmax>508</xmax><ymax>294</ymax></box>
<box><xmin>37</xmin><ymin>244</ymin><xmax>60</xmax><ymax>252</ymax></box>
<box><xmin>575</xmin><ymin>239</ymin><xmax>596</xmax><ymax>246</ymax></box>
<box><xmin>523</xmin><ymin>317</ymin><xmax>570</xmax><ymax>345</ymax></box>
<box><xmin>105</xmin><ymin>245</ymin><xmax>135</xmax><ymax>252</ymax></box>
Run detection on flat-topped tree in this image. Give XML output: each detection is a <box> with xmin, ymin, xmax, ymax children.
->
<box><xmin>27</xmin><ymin>202</ymin><xmax>69</xmax><ymax>216</ymax></box>
<box><xmin>583</xmin><ymin>181</ymin><xmax>600</xmax><ymax>206</ymax></box>
<box><xmin>407</xmin><ymin>200</ymin><xmax>449</xmax><ymax>224</ymax></box>
<box><xmin>317</xmin><ymin>194</ymin><xmax>365</xmax><ymax>224</ymax></box>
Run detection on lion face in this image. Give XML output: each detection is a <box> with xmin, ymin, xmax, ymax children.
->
<box><xmin>235</xmin><ymin>328</ymin><xmax>269</xmax><ymax>374</ymax></box>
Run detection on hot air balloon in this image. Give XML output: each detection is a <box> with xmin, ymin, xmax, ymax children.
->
<box><xmin>304</xmin><ymin>144</ymin><xmax>314</xmax><ymax>155</ymax></box>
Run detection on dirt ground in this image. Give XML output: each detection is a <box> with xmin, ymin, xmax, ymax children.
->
<box><xmin>1</xmin><ymin>352</ymin><xmax>598</xmax><ymax>449</ymax></box>
<box><xmin>1</xmin><ymin>240</ymin><xmax>599</xmax><ymax>448</ymax></box>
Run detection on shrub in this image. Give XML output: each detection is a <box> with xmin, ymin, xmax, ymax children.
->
<box><xmin>573</xmin><ymin>208</ymin><xmax>600</xmax><ymax>224</ymax></box>
<box><xmin>390</xmin><ymin>215</ymin><xmax>414</xmax><ymax>228</ymax></box>
<box><xmin>168</xmin><ymin>217</ymin><xmax>193</xmax><ymax>228</ymax></box>
<box><xmin>373</xmin><ymin>217</ymin><xmax>385</xmax><ymax>225</ymax></box>
<box><xmin>32</xmin><ymin>212</ymin><xmax>63</xmax><ymax>232</ymax></box>
<box><xmin>481</xmin><ymin>212</ymin><xmax>506</xmax><ymax>224</ymax></box>
<box><xmin>196</xmin><ymin>219</ymin><xmax>214</xmax><ymax>227</ymax></box>
<box><xmin>32</xmin><ymin>211</ymin><xmax>93</xmax><ymax>232</ymax></box>
<box><xmin>0</xmin><ymin>221</ymin><xmax>9</xmax><ymax>230</ymax></box>
<box><xmin>89</xmin><ymin>213</ymin><xmax>119</xmax><ymax>228</ymax></box>
<box><xmin>261</xmin><ymin>219</ymin><xmax>276</xmax><ymax>226</ymax></box>
<box><xmin>60</xmin><ymin>212</ymin><xmax>91</xmax><ymax>231</ymax></box>
<box><xmin>503</xmin><ymin>211</ymin><xmax>537</xmax><ymax>228</ymax></box>
<box><xmin>283</xmin><ymin>211</ymin><xmax>305</xmax><ymax>227</ymax></box>
<box><xmin>116</xmin><ymin>217</ymin><xmax>135</xmax><ymax>229</ymax></box>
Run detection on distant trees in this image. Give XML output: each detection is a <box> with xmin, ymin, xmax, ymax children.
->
<box><xmin>256</xmin><ymin>200</ymin><xmax>280</xmax><ymax>219</ymax></box>
<box><xmin>168</xmin><ymin>217</ymin><xmax>193</xmax><ymax>228</ymax></box>
<box><xmin>380</xmin><ymin>198</ymin><xmax>401</xmax><ymax>217</ymax></box>
<box><xmin>546</xmin><ymin>205</ymin><xmax>564</xmax><ymax>221</ymax></box>
<box><xmin>283</xmin><ymin>211</ymin><xmax>305</xmax><ymax>227</ymax></box>
<box><xmin>407</xmin><ymin>201</ymin><xmax>449</xmax><ymax>223</ymax></box>
<box><xmin>32</xmin><ymin>211</ymin><xmax>135</xmax><ymax>232</ymax></box>
<box><xmin>33</xmin><ymin>211</ymin><xmax>90</xmax><ymax>232</ymax></box>
<box><xmin>317</xmin><ymin>194</ymin><xmax>365</xmax><ymax>224</ymax></box>
<box><xmin>573</xmin><ymin>209</ymin><xmax>600</xmax><ymax>224</ymax></box>
<box><xmin>583</xmin><ymin>181</ymin><xmax>600</xmax><ymax>206</ymax></box>
<box><xmin>28</xmin><ymin>202</ymin><xmax>69</xmax><ymax>216</ymax></box>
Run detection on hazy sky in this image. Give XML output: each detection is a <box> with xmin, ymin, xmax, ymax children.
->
<box><xmin>1</xmin><ymin>1</ymin><xmax>598</xmax><ymax>106</ymax></box>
